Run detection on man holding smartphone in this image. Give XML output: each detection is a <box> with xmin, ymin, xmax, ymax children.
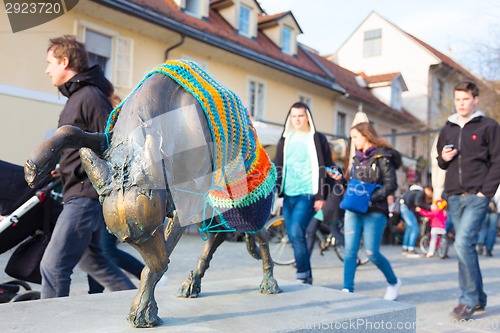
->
<box><xmin>437</xmin><ymin>81</ymin><xmax>500</xmax><ymax>320</ymax></box>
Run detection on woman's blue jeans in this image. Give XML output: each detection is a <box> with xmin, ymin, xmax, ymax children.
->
<box><xmin>448</xmin><ymin>194</ymin><xmax>490</xmax><ymax>308</ymax></box>
<box><xmin>282</xmin><ymin>194</ymin><xmax>315</xmax><ymax>279</ymax></box>
<box><xmin>400</xmin><ymin>204</ymin><xmax>419</xmax><ymax>249</ymax></box>
<box><xmin>343</xmin><ymin>211</ymin><xmax>397</xmax><ymax>292</ymax></box>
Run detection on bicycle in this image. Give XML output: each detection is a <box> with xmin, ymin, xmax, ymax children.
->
<box><xmin>419</xmin><ymin>218</ymin><xmax>449</xmax><ymax>258</ymax></box>
<box><xmin>315</xmin><ymin>222</ymin><xmax>369</xmax><ymax>266</ymax></box>
<box><xmin>264</xmin><ymin>215</ymin><xmax>369</xmax><ymax>266</ymax></box>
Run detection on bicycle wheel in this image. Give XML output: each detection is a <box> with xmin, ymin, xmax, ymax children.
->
<box><xmin>264</xmin><ymin>215</ymin><xmax>295</xmax><ymax>265</ymax></box>
<box><xmin>333</xmin><ymin>237</ymin><xmax>345</xmax><ymax>262</ymax></box>
<box><xmin>419</xmin><ymin>235</ymin><xmax>430</xmax><ymax>255</ymax></box>
<box><xmin>437</xmin><ymin>236</ymin><xmax>449</xmax><ymax>258</ymax></box>
<box><xmin>333</xmin><ymin>240</ymin><xmax>369</xmax><ymax>266</ymax></box>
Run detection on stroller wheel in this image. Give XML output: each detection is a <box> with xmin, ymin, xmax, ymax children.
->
<box><xmin>10</xmin><ymin>290</ymin><xmax>40</xmax><ymax>302</ymax></box>
<box><xmin>2</xmin><ymin>279</ymin><xmax>32</xmax><ymax>291</ymax></box>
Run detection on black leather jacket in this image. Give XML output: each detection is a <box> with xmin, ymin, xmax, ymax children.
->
<box><xmin>351</xmin><ymin>147</ymin><xmax>402</xmax><ymax>214</ymax></box>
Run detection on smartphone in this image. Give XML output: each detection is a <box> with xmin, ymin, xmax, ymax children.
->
<box><xmin>326</xmin><ymin>167</ymin><xmax>341</xmax><ymax>176</ymax></box>
<box><xmin>444</xmin><ymin>144</ymin><xmax>455</xmax><ymax>149</ymax></box>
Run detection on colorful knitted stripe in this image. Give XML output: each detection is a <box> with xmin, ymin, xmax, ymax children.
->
<box><xmin>105</xmin><ymin>60</ymin><xmax>276</xmax><ymax>233</ymax></box>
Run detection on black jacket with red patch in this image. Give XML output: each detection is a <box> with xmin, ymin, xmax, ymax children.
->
<box><xmin>437</xmin><ymin>112</ymin><xmax>500</xmax><ymax>199</ymax></box>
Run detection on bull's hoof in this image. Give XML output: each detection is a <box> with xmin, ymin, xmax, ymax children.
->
<box><xmin>128</xmin><ymin>302</ymin><xmax>162</xmax><ymax>328</ymax></box>
<box><xmin>176</xmin><ymin>271</ymin><xmax>201</xmax><ymax>298</ymax></box>
<box><xmin>260</xmin><ymin>277</ymin><xmax>282</xmax><ymax>294</ymax></box>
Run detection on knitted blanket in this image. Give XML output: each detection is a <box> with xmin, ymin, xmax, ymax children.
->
<box><xmin>105</xmin><ymin>60</ymin><xmax>276</xmax><ymax>233</ymax></box>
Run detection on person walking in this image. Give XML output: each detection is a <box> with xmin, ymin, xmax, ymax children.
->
<box><xmin>341</xmin><ymin>122</ymin><xmax>402</xmax><ymax>300</ymax></box>
<box><xmin>399</xmin><ymin>185</ymin><xmax>432</xmax><ymax>257</ymax></box>
<box><xmin>40</xmin><ymin>35</ymin><xmax>135</xmax><ymax>298</ymax></box>
<box><xmin>86</xmin><ymin>93</ymin><xmax>146</xmax><ymax>294</ymax></box>
<box><xmin>274</xmin><ymin>102</ymin><xmax>335</xmax><ymax>284</ymax></box>
<box><xmin>477</xmin><ymin>185</ymin><xmax>500</xmax><ymax>257</ymax></box>
<box><xmin>437</xmin><ymin>81</ymin><xmax>500</xmax><ymax>320</ymax></box>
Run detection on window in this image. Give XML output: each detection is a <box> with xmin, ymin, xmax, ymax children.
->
<box><xmin>363</xmin><ymin>29</ymin><xmax>381</xmax><ymax>57</ymax></box>
<box><xmin>185</xmin><ymin>0</ymin><xmax>202</xmax><ymax>17</ymax></box>
<box><xmin>239</xmin><ymin>5</ymin><xmax>251</xmax><ymax>37</ymax></box>
<box><xmin>411</xmin><ymin>135</ymin><xmax>417</xmax><ymax>158</ymax></box>
<box><xmin>79</xmin><ymin>21</ymin><xmax>133</xmax><ymax>88</ymax></box>
<box><xmin>391</xmin><ymin>129</ymin><xmax>397</xmax><ymax>147</ymax></box>
<box><xmin>298</xmin><ymin>94</ymin><xmax>311</xmax><ymax>108</ymax></box>
<box><xmin>336</xmin><ymin>112</ymin><xmax>346</xmax><ymax>138</ymax></box>
<box><xmin>437</xmin><ymin>79</ymin><xmax>444</xmax><ymax>106</ymax></box>
<box><xmin>281</xmin><ymin>26</ymin><xmax>292</xmax><ymax>55</ymax></box>
<box><xmin>86</xmin><ymin>29</ymin><xmax>112</xmax><ymax>78</ymax></box>
<box><xmin>248</xmin><ymin>79</ymin><xmax>265</xmax><ymax>120</ymax></box>
<box><xmin>115</xmin><ymin>37</ymin><xmax>133</xmax><ymax>88</ymax></box>
<box><xmin>391</xmin><ymin>83</ymin><xmax>402</xmax><ymax>110</ymax></box>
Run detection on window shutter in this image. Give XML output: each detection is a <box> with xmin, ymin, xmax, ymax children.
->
<box><xmin>115</xmin><ymin>36</ymin><xmax>133</xmax><ymax>88</ymax></box>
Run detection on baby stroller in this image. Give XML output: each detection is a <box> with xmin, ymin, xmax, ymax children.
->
<box><xmin>0</xmin><ymin>160</ymin><xmax>62</xmax><ymax>303</ymax></box>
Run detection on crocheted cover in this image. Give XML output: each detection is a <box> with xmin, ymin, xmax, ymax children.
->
<box><xmin>105</xmin><ymin>60</ymin><xmax>276</xmax><ymax>233</ymax></box>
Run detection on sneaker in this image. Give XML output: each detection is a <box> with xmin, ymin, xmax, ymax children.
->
<box><xmin>451</xmin><ymin>303</ymin><xmax>476</xmax><ymax>320</ymax></box>
<box><xmin>383</xmin><ymin>278</ymin><xmax>401</xmax><ymax>301</ymax></box>
<box><xmin>401</xmin><ymin>248</ymin><xmax>408</xmax><ymax>256</ymax></box>
<box><xmin>406</xmin><ymin>250</ymin><xmax>422</xmax><ymax>258</ymax></box>
<box><xmin>486</xmin><ymin>250</ymin><xmax>493</xmax><ymax>257</ymax></box>
<box><xmin>341</xmin><ymin>288</ymin><xmax>351</xmax><ymax>293</ymax></box>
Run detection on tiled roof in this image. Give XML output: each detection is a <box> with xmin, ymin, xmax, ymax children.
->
<box><xmin>120</xmin><ymin>0</ymin><xmax>322</xmax><ymax>78</ymax></box>
<box><xmin>370</xmin><ymin>11</ymin><xmax>478</xmax><ymax>81</ymax></box>
<box><xmin>95</xmin><ymin>0</ymin><xmax>419</xmax><ymax>126</ymax></box>
<box><xmin>258</xmin><ymin>12</ymin><xmax>288</xmax><ymax>25</ymax></box>
<box><xmin>258</xmin><ymin>11</ymin><xmax>303</xmax><ymax>33</ymax></box>
<box><xmin>358</xmin><ymin>72</ymin><xmax>400</xmax><ymax>85</ymax></box>
<box><xmin>405</xmin><ymin>32</ymin><xmax>477</xmax><ymax>80</ymax></box>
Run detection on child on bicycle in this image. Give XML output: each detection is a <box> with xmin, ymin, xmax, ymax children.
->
<box><xmin>416</xmin><ymin>199</ymin><xmax>447</xmax><ymax>258</ymax></box>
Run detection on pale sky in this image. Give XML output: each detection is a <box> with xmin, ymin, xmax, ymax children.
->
<box><xmin>258</xmin><ymin>0</ymin><xmax>500</xmax><ymax>79</ymax></box>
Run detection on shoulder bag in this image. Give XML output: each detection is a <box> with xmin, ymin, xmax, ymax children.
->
<box><xmin>340</xmin><ymin>168</ymin><xmax>381</xmax><ymax>214</ymax></box>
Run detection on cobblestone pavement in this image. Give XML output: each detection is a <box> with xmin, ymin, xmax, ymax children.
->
<box><xmin>1</xmin><ymin>231</ymin><xmax>499</xmax><ymax>332</ymax></box>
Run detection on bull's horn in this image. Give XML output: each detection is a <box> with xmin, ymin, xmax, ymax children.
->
<box><xmin>80</xmin><ymin>148</ymin><xmax>111</xmax><ymax>196</ymax></box>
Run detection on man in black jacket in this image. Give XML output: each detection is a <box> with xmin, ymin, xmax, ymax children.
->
<box><xmin>40</xmin><ymin>35</ymin><xmax>134</xmax><ymax>298</ymax></box>
<box><xmin>437</xmin><ymin>81</ymin><xmax>500</xmax><ymax>320</ymax></box>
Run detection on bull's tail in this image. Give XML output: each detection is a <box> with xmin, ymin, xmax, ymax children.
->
<box><xmin>25</xmin><ymin>125</ymin><xmax>108</xmax><ymax>188</ymax></box>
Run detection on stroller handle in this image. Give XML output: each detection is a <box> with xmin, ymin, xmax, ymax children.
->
<box><xmin>0</xmin><ymin>178</ymin><xmax>62</xmax><ymax>233</ymax></box>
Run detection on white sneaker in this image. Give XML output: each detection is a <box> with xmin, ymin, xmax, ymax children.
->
<box><xmin>383</xmin><ymin>278</ymin><xmax>401</xmax><ymax>301</ymax></box>
<box><xmin>341</xmin><ymin>288</ymin><xmax>351</xmax><ymax>293</ymax></box>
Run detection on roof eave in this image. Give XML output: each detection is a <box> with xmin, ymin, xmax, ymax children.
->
<box><xmin>91</xmin><ymin>0</ymin><xmax>344</xmax><ymax>93</ymax></box>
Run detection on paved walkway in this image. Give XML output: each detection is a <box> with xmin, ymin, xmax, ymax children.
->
<box><xmin>1</xmin><ymin>232</ymin><xmax>499</xmax><ymax>332</ymax></box>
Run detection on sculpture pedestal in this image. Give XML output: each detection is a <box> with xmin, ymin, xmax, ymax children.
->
<box><xmin>0</xmin><ymin>278</ymin><xmax>415</xmax><ymax>332</ymax></box>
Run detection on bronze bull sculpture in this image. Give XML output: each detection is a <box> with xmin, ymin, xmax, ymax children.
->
<box><xmin>25</xmin><ymin>60</ymin><xmax>281</xmax><ymax>328</ymax></box>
